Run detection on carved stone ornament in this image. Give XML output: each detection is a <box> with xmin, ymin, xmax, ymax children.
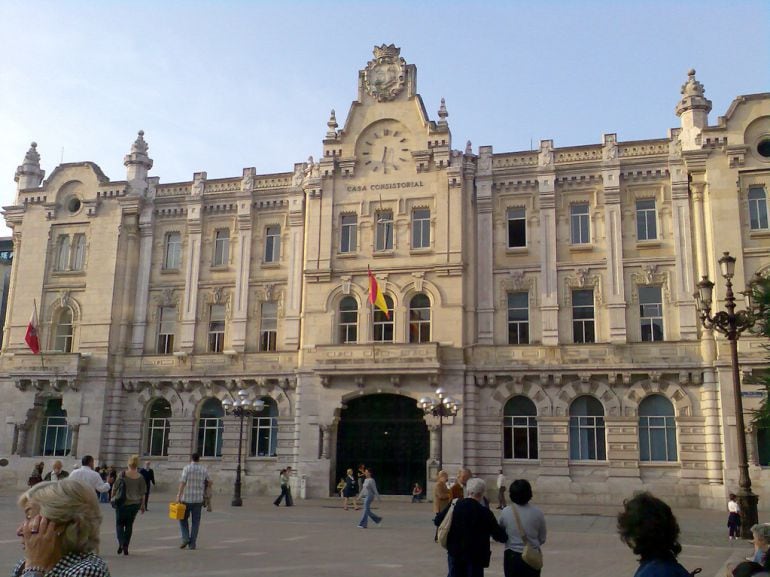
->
<box><xmin>363</xmin><ymin>44</ymin><xmax>407</xmax><ymax>102</ymax></box>
<box><xmin>499</xmin><ymin>271</ymin><xmax>538</xmax><ymax>307</ymax></box>
<box><xmin>630</xmin><ymin>265</ymin><xmax>671</xmax><ymax>303</ymax></box>
<box><xmin>563</xmin><ymin>268</ymin><xmax>603</xmax><ymax>305</ymax></box>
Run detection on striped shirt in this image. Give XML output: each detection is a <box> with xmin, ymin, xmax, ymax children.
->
<box><xmin>179</xmin><ymin>462</ymin><xmax>210</xmax><ymax>503</ymax></box>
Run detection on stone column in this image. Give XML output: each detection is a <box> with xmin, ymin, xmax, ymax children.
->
<box><xmin>69</xmin><ymin>423</ymin><xmax>80</xmax><ymax>458</ymax></box>
<box><xmin>130</xmin><ymin>215</ymin><xmax>156</xmax><ymax>354</ymax></box>
<box><xmin>231</xmin><ymin>179</ymin><xmax>253</xmax><ymax>351</ymax></box>
<box><xmin>16</xmin><ymin>423</ymin><xmax>28</xmax><ymax>456</ymax></box>
<box><xmin>180</xmin><ymin>174</ymin><xmax>205</xmax><ymax>352</ymax></box>
<box><xmin>475</xmin><ymin>146</ymin><xmax>494</xmax><ymax>344</ymax></box>
<box><xmin>602</xmin><ymin>138</ymin><xmax>627</xmax><ymax>343</ymax></box>
<box><xmin>538</xmin><ymin>146</ymin><xmax>559</xmax><ymax>346</ymax></box>
<box><xmin>670</xmin><ymin>163</ymin><xmax>698</xmax><ymax>339</ymax></box>
<box><xmin>320</xmin><ymin>424</ymin><xmax>333</xmax><ymax>459</ymax></box>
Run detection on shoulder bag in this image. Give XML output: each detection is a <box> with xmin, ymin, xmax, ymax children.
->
<box><xmin>110</xmin><ymin>473</ymin><xmax>126</xmax><ymax>509</ymax></box>
<box><xmin>436</xmin><ymin>498</ymin><xmax>458</xmax><ymax>549</ymax></box>
<box><xmin>512</xmin><ymin>504</ymin><xmax>543</xmax><ymax>570</ymax></box>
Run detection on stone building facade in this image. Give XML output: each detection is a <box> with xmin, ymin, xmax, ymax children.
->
<box><xmin>1</xmin><ymin>45</ymin><xmax>769</xmax><ymax>507</ymax></box>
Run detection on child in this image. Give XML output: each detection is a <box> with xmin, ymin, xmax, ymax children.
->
<box><xmin>728</xmin><ymin>493</ymin><xmax>741</xmax><ymax>540</ymax></box>
<box><xmin>411</xmin><ymin>482</ymin><xmax>425</xmax><ymax>503</ymax></box>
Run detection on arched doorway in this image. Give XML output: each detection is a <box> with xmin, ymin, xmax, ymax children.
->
<box><xmin>336</xmin><ymin>393</ymin><xmax>428</xmax><ymax>495</ymax></box>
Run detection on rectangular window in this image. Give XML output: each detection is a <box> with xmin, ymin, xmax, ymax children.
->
<box><xmin>503</xmin><ymin>416</ymin><xmax>538</xmax><ymax>460</ymax></box>
<box><xmin>569</xmin><ymin>416</ymin><xmax>606</xmax><ymax>460</ymax></box>
<box><xmin>145</xmin><ymin>418</ymin><xmax>170</xmax><ymax>456</ymax></box>
<box><xmin>340</xmin><ymin>214</ymin><xmax>357</xmax><ymax>253</ymax></box>
<box><xmin>375</xmin><ymin>211</ymin><xmax>393</xmax><ymax>251</ymax></box>
<box><xmin>507</xmin><ymin>207</ymin><xmax>526</xmax><ymax>248</ymax></box>
<box><xmin>259</xmin><ymin>302</ymin><xmax>277</xmax><ymax>351</ymax></box>
<box><xmin>572</xmin><ymin>289</ymin><xmax>595</xmax><ymax>343</ymax></box>
<box><xmin>157</xmin><ymin>306</ymin><xmax>176</xmax><ymax>354</ymax></box>
<box><xmin>164</xmin><ymin>232</ymin><xmax>181</xmax><ymax>270</ymax></box>
<box><xmin>639</xmin><ymin>286</ymin><xmax>664</xmax><ymax>342</ymax></box>
<box><xmin>250</xmin><ymin>416</ymin><xmax>278</xmax><ymax>457</ymax></box>
<box><xmin>213</xmin><ymin>229</ymin><xmax>229</xmax><ymax>266</ymax></box>
<box><xmin>208</xmin><ymin>304</ymin><xmax>226</xmax><ymax>353</ymax></box>
<box><xmin>570</xmin><ymin>203</ymin><xmax>590</xmax><ymax>244</ymax></box>
<box><xmin>71</xmin><ymin>234</ymin><xmax>86</xmax><ymax>271</ymax></box>
<box><xmin>636</xmin><ymin>199</ymin><xmax>657</xmax><ymax>241</ymax></box>
<box><xmin>39</xmin><ymin>417</ymin><xmax>71</xmax><ymax>456</ymax></box>
<box><xmin>411</xmin><ymin>208</ymin><xmax>430</xmax><ymax>249</ymax></box>
<box><xmin>749</xmin><ymin>186</ymin><xmax>769</xmax><ymax>230</ymax></box>
<box><xmin>507</xmin><ymin>292</ymin><xmax>529</xmax><ymax>344</ymax></box>
<box><xmin>264</xmin><ymin>226</ymin><xmax>280</xmax><ymax>263</ymax></box>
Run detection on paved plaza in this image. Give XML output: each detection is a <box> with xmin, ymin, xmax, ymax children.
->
<box><xmin>0</xmin><ymin>490</ymin><xmax>759</xmax><ymax>577</ymax></box>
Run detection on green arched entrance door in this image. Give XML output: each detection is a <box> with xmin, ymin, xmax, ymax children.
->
<box><xmin>336</xmin><ymin>393</ymin><xmax>428</xmax><ymax>495</ymax></box>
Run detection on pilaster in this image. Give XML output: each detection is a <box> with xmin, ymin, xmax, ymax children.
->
<box><xmin>130</xmin><ymin>197</ymin><xmax>156</xmax><ymax>354</ymax></box>
<box><xmin>230</xmin><ymin>169</ymin><xmax>254</xmax><ymax>351</ymax></box>
<box><xmin>669</xmin><ymin>160</ymin><xmax>698</xmax><ymax>340</ymax></box>
<box><xmin>284</xmin><ymin>175</ymin><xmax>305</xmax><ymax>347</ymax></box>
<box><xmin>602</xmin><ymin>134</ymin><xmax>627</xmax><ymax>343</ymax></box>
<box><xmin>180</xmin><ymin>173</ymin><xmax>205</xmax><ymax>352</ymax></box>
<box><xmin>537</xmin><ymin>142</ymin><xmax>558</xmax><ymax>346</ymax></box>
<box><xmin>475</xmin><ymin>145</ymin><xmax>494</xmax><ymax>344</ymax></box>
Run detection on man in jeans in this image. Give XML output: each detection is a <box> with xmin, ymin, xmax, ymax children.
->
<box><xmin>176</xmin><ymin>453</ymin><xmax>211</xmax><ymax>550</ymax></box>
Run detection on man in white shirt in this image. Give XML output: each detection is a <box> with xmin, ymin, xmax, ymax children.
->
<box><xmin>69</xmin><ymin>455</ymin><xmax>111</xmax><ymax>495</ymax></box>
<box><xmin>496</xmin><ymin>469</ymin><xmax>507</xmax><ymax>510</ymax></box>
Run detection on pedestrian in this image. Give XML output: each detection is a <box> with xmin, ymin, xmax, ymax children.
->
<box><xmin>43</xmin><ymin>460</ymin><xmax>69</xmax><ymax>481</ymax></box>
<box><xmin>139</xmin><ymin>461</ymin><xmax>156</xmax><ymax>511</ymax></box>
<box><xmin>273</xmin><ymin>466</ymin><xmax>294</xmax><ymax>506</ymax></box>
<box><xmin>748</xmin><ymin>524</ymin><xmax>770</xmax><ymax>565</ymax></box>
<box><xmin>342</xmin><ymin>468</ymin><xmax>359</xmax><ymax>511</ymax></box>
<box><xmin>451</xmin><ymin>468</ymin><xmax>471</xmax><ymax>500</ymax></box>
<box><xmin>357</xmin><ymin>467</ymin><xmax>382</xmax><ymax>528</ymax></box>
<box><xmin>729</xmin><ymin>561</ymin><xmax>770</xmax><ymax>577</ymax></box>
<box><xmin>175</xmin><ymin>452</ymin><xmax>211</xmax><ymax>550</ymax></box>
<box><xmin>98</xmin><ymin>466</ymin><xmax>110</xmax><ymax>503</ymax></box>
<box><xmin>27</xmin><ymin>462</ymin><xmax>44</xmax><ymax>487</ymax></box>
<box><xmin>411</xmin><ymin>482</ymin><xmax>425</xmax><ymax>503</ymax></box>
<box><xmin>617</xmin><ymin>492</ymin><xmax>691</xmax><ymax>577</ymax></box>
<box><xmin>13</xmin><ymin>479</ymin><xmax>111</xmax><ymax>577</ymax></box>
<box><xmin>113</xmin><ymin>454</ymin><xmax>145</xmax><ymax>555</ymax></box>
<box><xmin>728</xmin><ymin>493</ymin><xmax>742</xmax><ymax>541</ymax></box>
<box><xmin>496</xmin><ymin>469</ymin><xmax>507</xmax><ymax>510</ymax></box>
<box><xmin>69</xmin><ymin>455</ymin><xmax>111</xmax><ymax>497</ymax></box>
<box><xmin>434</xmin><ymin>477</ymin><xmax>507</xmax><ymax>577</ymax></box>
<box><xmin>498</xmin><ymin>479</ymin><xmax>547</xmax><ymax>577</ymax></box>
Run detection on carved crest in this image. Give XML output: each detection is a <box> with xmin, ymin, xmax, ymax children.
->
<box><xmin>499</xmin><ymin>271</ymin><xmax>538</xmax><ymax>307</ymax></box>
<box><xmin>364</xmin><ymin>44</ymin><xmax>407</xmax><ymax>102</ymax></box>
<box><xmin>630</xmin><ymin>265</ymin><xmax>671</xmax><ymax>303</ymax></box>
<box><xmin>563</xmin><ymin>268</ymin><xmax>603</xmax><ymax>305</ymax></box>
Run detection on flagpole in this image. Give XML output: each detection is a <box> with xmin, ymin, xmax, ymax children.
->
<box><xmin>34</xmin><ymin>299</ymin><xmax>45</xmax><ymax>370</ymax></box>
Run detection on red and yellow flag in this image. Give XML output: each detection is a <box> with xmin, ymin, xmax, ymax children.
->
<box><xmin>368</xmin><ymin>267</ymin><xmax>390</xmax><ymax>319</ymax></box>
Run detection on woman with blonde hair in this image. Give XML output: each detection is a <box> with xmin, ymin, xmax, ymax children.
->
<box><xmin>13</xmin><ymin>479</ymin><xmax>110</xmax><ymax>576</ymax></box>
<box><xmin>112</xmin><ymin>454</ymin><xmax>145</xmax><ymax>555</ymax></box>
<box><xmin>433</xmin><ymin>470</ymin><xmax>451</xmax><ymax>515</ymax></box>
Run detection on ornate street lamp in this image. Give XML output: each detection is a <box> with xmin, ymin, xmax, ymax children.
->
<box><xmin>695</xmin><ymin>252</ymin><xmax>763</xmax><ymax>538</ymax></box>
<box><xmin>222</xmin><ymin>390</ymin><xmax>265</xmax><ymax>507</ymax></box>
<box><xmin>420</xmin><ymin>387</ymin><xmax>461</xmax><ymax>472</ymax></box>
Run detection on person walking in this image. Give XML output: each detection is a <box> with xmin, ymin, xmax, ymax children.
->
<box><xmin>273</xmin><ymin>466</ymin><xmax>294</xmax><ymax>506</ymax></box>
<box><xmin>69</xmin><ymin>455</ymin><xmax>111</xmax><ymax>497</ymax></box>
<box><xmin>451</xmin><ymin>468</ymin><xmax>471</xmax><ymax>500</ymax></box>
<box><xmin>435</xmin><ymin>477</ymin><xmax>508</xmax><ymax>577</ymax></box>
<box><xmin>342</xmin><ymin>468</ymin><xmax>359</xmax><ymax>511</ymax></box>
<box><xmin>43</xmin><ymin>460</ymin><xmax>69</xmax><ymax>481</ymax></box>
<box><xmin>357</xmin><ymin>468</ymin><xmax>382</xmax><ymax>528</ymax></box>
<box><xmin>139</xmin><ymin>461</ymin><xmax>156</xmax><ymax>511</ymax></box>
<box><xmin>113</xmin><ymin>454</ymin><xmax>146</xmax><ymax>555</ymax></box>
<box><xmin>27</xmin><ymin>462</ymin><xmax>44</xmax><ymax>487</ymax></box>
<box><xmin>498</xmin><ymin>479</ymin><xmax>546</xmax><ymax>577</ymax></box>
<box><xmin>176</xmin><ymin>452</ymin><xmax>211</xmax><ymax>550</ymax></box>
<box><xmin>411</xmin><ymin>482</ymin><xmax>425</xmax><ymax>503</ymax></box>
<box><xmin>728</xmin><ymin>493</ymin><xmax>742</xmax><ymax>541</ymax></box>
<box><xmin>496</xmin><ymin>469</ymin><xmax>507</xmax><ymax>510</ymax></box>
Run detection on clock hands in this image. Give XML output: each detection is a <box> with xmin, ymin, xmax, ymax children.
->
<box><xmin>382</xmin><ymin>146</ymin><xmax>388</xmax><ymax>174</ymax></box>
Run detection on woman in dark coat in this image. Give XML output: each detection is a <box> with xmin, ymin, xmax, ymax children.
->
<box><xmin>435</xmin><ymin>477</ymin><xmax>508</xmax><ymax>577</ymax></box>
<box><xmin>342</xmin><ymin>468</ymin><xmax>359</xmax><ymax>511</ymax></box>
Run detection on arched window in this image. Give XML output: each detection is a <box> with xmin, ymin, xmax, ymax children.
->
<box><xmin>39</xmin><ymin>398</ymin><xmax>71</xmax><ymax>456</ymax></box>
<box><xmin>503</xmin><ymin>396</ymin><xmax>538</xmax><ymax>460</ymax></box>
<box><xmin>144</xmin><ymin>398</ymin><xmax>172</xmax><ymax>457</ymax></box>
<box><xmin>197</xmin><ymin>398</ymin><xmax>224</xmax><ymax>457</ymax></box>
<box><xmin>373</xmin><ymin>295</ymin><xmax>394</xmax><ymax>342</ymax></box>
<box><xmin>409</xmin><ymin>294</ymin><xmax>431</xmax><ymax>343</ymax></box>
<box><xmin>71</xmin><ymin>234</ymin><xmax>87</xmax><ymax>271</ymax></box>
<box><xmin>638</xmin><ymin>395</ymin><xmax>677</xmax><ymax>462</ymax></box>
<box><xmin>55</xmin><ymin>236</ymin><xmax>70</xmax><ymax>271</ymax></box>
<box><xmin>250</xmin><ymin>398</ymin><xmax>278</xmax><ymax>457</ymax></box>
<box><xmin>569</xmin><ymin>395</ymin><xmax>606</xmax><ymax>460</ymax></box>
<box><xmin>53</xmin><ymin>308</ymin><xmax>73</xmax><ymax>352</ymax></box>
<box><xmin>339</xmin><ymin>296</ymin><xmax>358</xmax><ymax>343</ymax></box>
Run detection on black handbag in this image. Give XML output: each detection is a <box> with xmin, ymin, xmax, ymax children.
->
<box><xmin>110</xmin><ymin>473</ymin><xmax>126</xmax><ymax>509</ymax></box>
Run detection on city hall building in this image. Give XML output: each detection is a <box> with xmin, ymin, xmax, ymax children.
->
<box><xmin>0</xmin><ymin>45</ymin><xmax>768</xmax><ymax>507</ymax></box>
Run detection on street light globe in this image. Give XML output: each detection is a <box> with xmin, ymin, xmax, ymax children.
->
<box><xmin>222</xmin><ymin>399</ymin><xmax>233</xmax><ymax>411</ymax></box>
<box><xmin>435</xmin><ymin>387</ymin><xmax>446</xmax><ymax>399</ymax></box>
<box><xmin>237</xmin><ymin>389</ymin><xmax>249</xmax><ymax>399</ymax></box>
<box><xmin>253</xmin><ymin>398</ymin><xmax>265</xmax><ymax>411</ymax></box>
<box><xmin>442</xmin><ymin>396</ymin><xmax>453</xmax><ymax>406</ymax></box>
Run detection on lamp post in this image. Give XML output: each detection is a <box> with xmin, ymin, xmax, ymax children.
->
<box><xmin>419</xmin><ymin>387</ymin><xmax>461</xmax><ymax>472</ymax></box>
<box><xmin>695</xmin><ymin>251</ymin><xmax>762</xmax><ymax>538</ymax></box>
<box><xmin>222</xmin><ymin>390</ymin><xmax>265</xmax><ymax>507</ymax></box>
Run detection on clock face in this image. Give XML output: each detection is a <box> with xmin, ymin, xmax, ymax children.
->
<box><xmin>359</xmin><ymin>123</ymin><xmax>411</xmax><ymax>174</ymax></box>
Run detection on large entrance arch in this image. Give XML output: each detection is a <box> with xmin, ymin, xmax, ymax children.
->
<box><xmin>336</xmin><ymin>393</ymin><xmax>428</xmax><ymax>495</ymax></box>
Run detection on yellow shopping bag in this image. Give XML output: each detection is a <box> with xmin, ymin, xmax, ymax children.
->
<box><xmin>168</xmin><ymin>502</ymin><xmax>186</xmax><ymax>520</ymax></box>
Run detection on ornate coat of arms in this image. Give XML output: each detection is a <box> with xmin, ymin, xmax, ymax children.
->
<box><xmin>364</xmin><ymin>44</ymin><xmax>406</xmax><ymax>102</ymax></box>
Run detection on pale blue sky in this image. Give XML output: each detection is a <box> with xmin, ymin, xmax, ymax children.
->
<box><xmin>1</xmin><ymin>1</ymin><xmax>768</xmax><ymax>236</ymax></box>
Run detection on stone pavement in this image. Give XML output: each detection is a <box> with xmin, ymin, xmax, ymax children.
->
<box><xmin>0</xmin><ymin>491</ymin><xmax>758</xmax><ymax>577</ymax></box>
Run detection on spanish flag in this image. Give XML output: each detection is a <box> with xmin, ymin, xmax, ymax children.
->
<box><xmin>368</xmin><ymin>267</ymin><xmax>390</xmax><ymax>319</ymax></box>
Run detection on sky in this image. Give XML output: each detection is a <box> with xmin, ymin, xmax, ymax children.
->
<box><xmin>0</xmin><ymin>1</ymin><xmax>768</xmax><ymax>237</ymax></box>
